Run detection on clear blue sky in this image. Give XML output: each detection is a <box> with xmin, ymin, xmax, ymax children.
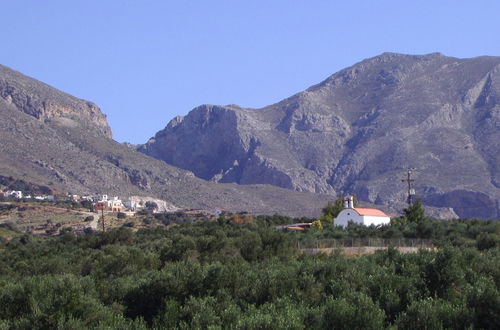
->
<box><xmin>2</xmin><ymin>1</ymin><xmax>500</xmax><ymax>143</ymax></box>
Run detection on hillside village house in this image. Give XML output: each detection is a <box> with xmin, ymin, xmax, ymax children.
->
<box><xmin>34</xmin><ymin>195</ymin><xmax>55</xmax><ymax>201</ymax></box>
<box><xmin>95</xmin><ymin>196</ymin><xmax>124</xmax><ymax>212</ymax></box>
<box><xmin>2</xmin><ymin>189</ymin><xmax>141</xmax><ymax>213</ymax></box>
<box><xmin>334</xmin><ymin>196</ymin><xmax>391</xmax><ymax>227</ymax></box>
<box><xmin>93</xmin><ymin>194</ymin><xmax>109</xmax><ymax>202</ymax></box>
<box><xmin>7</xmin><ymin>191</ymin><xmax>23</xmax><ymax>199</ymax></box>
<box><xmin>124</xmin><ymin>200</ymin><xmax>140</xmax><ymax>211</ymax></box>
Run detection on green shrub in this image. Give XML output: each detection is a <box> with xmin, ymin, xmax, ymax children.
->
<box><xmin>476</xmin><ymin>233</ymin><xmax>498</xmax><ymax>250</ymax></box>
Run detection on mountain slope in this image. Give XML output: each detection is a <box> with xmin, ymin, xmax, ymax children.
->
<box><xmin>0</xmin><ymin>65</ymin><xmax>333</xmax><ymax>217</ymax></box>
<box><xmin>0</xmin><ymin>65</ymin><xmax>112</xmax><ymax>138</ymax></box>
<box><xmin>140</xmin><ymin>53</ymin><xmax>500</xmax><ymax>219</ymax></box>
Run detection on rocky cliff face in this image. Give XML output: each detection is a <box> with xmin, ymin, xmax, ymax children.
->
<box><xmin>0</xmin><ymin>65</ymin><xmax>112</xmax><ymax>138</ymax></box>
<box><xmin>0</xmin><ymin>64</ymin><xmax>333</xmax><ymax>217</ymax></box>
<box><xmin>140</xmin><ymin>53</ymin><xmax>500</xmax><ymax>219</ymax></box>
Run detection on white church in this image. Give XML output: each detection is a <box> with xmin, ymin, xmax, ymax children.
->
<box><xmin>334</xmin><ymin>196</ymin><xmax>391</xmax><ymax>227</ymax></box>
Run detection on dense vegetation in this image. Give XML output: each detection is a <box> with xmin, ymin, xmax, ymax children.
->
<box><xmin>0</xmin><ymin>217</ymin><xmax>499</xmax><ymax>329</ymax></box>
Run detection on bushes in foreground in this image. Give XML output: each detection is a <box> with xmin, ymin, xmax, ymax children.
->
<box><xmin>0</xmin><ymin>220</ymin><xmax>498</xmax><ymax>328</ymax></box>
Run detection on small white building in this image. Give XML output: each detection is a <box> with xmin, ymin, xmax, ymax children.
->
<box><xmin>68</xmin><ymin>194</ymin><xmax>79</xmax><ymax>201</ymax></box>
<box><xmin>124</xmin><ymin>200</ymin><xmax>140</xmax><ymax>211</ymax></box>
<box><xmin>110</xmin><ymin>198</ymin><xmax>123</xmax><ymax>212</ymax></box>
<box><xmin>334</xmin><ymin>196</ymin><xmax>390</xmax><ymax>228</ymax></box>
<box><xmin>8</xmin><ymin>191</ymin><xmax>23</xmax><ymax>199</ymax></box>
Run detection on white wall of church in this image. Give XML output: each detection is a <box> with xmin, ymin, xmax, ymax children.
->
<box><xmin>334</xmin><ymin>209</ymin><xmax>362</xmax><ymax>227</ymax></box>
<box><xmin>361</xmin><ymin>215</ymin><xmax>390</xmax><ymax>226</ymax></box>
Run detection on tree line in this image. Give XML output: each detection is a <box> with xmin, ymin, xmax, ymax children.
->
<box><xmin>0</xmin><ymin>216</ymin><xmax>499</xmax><ymax>329</ymax></box>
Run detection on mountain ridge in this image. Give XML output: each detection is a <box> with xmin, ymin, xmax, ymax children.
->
<box><xmin>0</xmin><ymin>65</ymin><xmax>337</xmax><ymax>218</ymax></box>
<box><xmin>140</xmin><ymin>52</ymin><xmax>500</xmax><ymax>219</ymax></box>
<box><xmin>0</xmin><ymin>64</ymin><xmax>112</xmax><ymax>138</ymax></box>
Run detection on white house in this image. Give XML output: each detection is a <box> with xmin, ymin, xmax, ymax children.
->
<box><xmin>124</xmin><ymin>200</ymin><xmax>140</xmax><ymax>211</ymax></box>
<box><xmin>68</xmin><ymin>194</ymin><xmax>79</xmax><ymax>201</ymax></box>
<box><xmin>110</xmin><ymin>198</ymin><xmax>124</xmax><ymax>212</ymax></box>
<box><xmin>95</xmin><ymin>196</ymin><xmax>124</xmax><ymax>212</ymax></box>
<box><xmin>8</xmin><ymin>191</ymin><xmax>23</xmax><ymax>199</ymax></box>
<box><xmin>334</xmin><ymin>196</ymin><xmax>390</xmax><ymax>228</ymax></box>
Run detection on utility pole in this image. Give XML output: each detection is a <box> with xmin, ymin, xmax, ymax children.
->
<box><xmin>101</xmin><ymin>208</ymin><xmax>105</xmax><ymax>232</ymax></box>
<box><xmin>401</xmin><ymin>169</ymin><xmax>415</xmax><ymax>205</ymax></box>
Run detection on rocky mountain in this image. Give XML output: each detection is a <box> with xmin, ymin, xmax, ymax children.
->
<box><xmin>140</xmin><ymin>53</ymin><xmax>500</xmax><ymax>219</ymax></box>
<box><xmin>0</xmin><ymin>65</ymin><xmax>333</xmax><ymax>217</ymax></box>
<box><xmin>0</xmin><ymin>65</ymin><xmax>112</xmax><ymax>138</ymax></box>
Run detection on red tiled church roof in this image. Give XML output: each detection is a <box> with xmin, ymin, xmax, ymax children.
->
<box><xmin>353</xmin><ymin>208</ymin><xmax>389</xmax><ymax>217</ymax></box>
